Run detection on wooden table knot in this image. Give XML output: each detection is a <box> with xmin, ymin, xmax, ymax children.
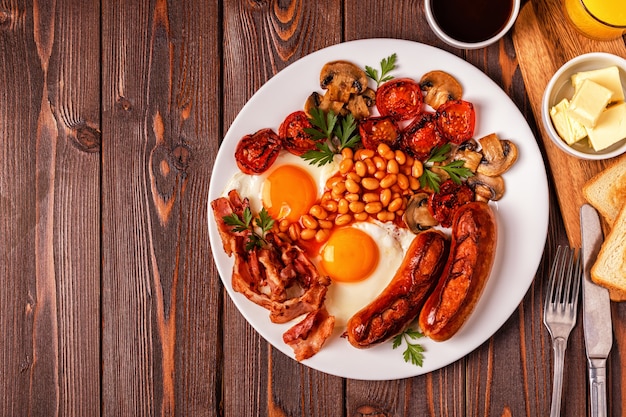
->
<box><xmin>0</xmin><ymin>6</ymin><xmax>21</xmax><ymax>31</ymax></box>
<box><xmin>71</xmin><ymin>124</ymin><xmax>101</xmax><ymax>153</ymax></box>
<box><xmin>115</xmin><ymin>96</ymin><xmax>133</xmax><ymax>113</ymax></box>
<box><xmin>0</xmin><ymin>10</ymin><xmax>8</xmax><ymax>26</ymax></box>
<box><xmin>249</xmin><ymin>0</ymin><xmax>269</xmax><ymax>9</ymax></box>
<box><xmin>354</xmin><ymin>404</ymin><xmax>390</xmax><ymax>417</ymax></box>
<box><xmin>171</xmin><ymin>144</ymin><xmax>192</xmax><ymax>172</ymax></box>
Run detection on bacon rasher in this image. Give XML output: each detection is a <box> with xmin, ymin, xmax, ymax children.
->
<box><xmin>210</xmin><ymin>190</ymin><xmax>335</xmax><ymax>360</ymax></box>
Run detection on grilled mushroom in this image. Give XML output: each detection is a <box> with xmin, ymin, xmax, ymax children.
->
<box><xmin>306</xmin><ymin>62</ymin><xmax>373</xmax><ymax>119</ymax></box>
<box><xmin>450</xmin><ymin>139</ymin><xmax>483</xmax><ymax>172</ymax></box>
<box><xmin>419</xmin><ymin>70</ymin><xmax>463</xmax><ymax>110</ymax></box>
<box><xmin>345</xmin><ymin>87</ymin><xmax>376</xmax><ymax>119</ymax></box>
<box><xmin>304</xmin><ymin>91</ymin><xmax>345</xmax><ymax>118</ymax></box>
<box><xmin>476</xmin><ymin>133</ymin><xmax>518</xmax><ymax>176</ymax></box>
<box><xmin>304</xmin><ymin>92</ymin><xmax>322</xmax><ymax>118</ymax></box>
<box><xmin>404</xmin><ymin>192</ymin><xmax>439</xmax><ymax>233</ymax></box>
<box><xmin>468</xmin><ymin>173</ymin><xmax>505</xmax><ymax>201</ymax></box>
<box><xmin>320</xmin><ymin>60</ymin><xmax>368</xmax><ymax>103</ymax></box>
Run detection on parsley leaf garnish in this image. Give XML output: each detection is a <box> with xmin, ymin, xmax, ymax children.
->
<box><xmin>302</xmin><ymin>108</ymin><xmax>360</xmax><ymax>167</ymax></box>
<box><xmin>223</xmin><ymin>207</ymin><xmax>275</xmax><ymax>251</ymax></box>
<box><xmin>440</xmin><ymin>160</ymin><xmax>474</xmax><ymax>184</ymax></box>
<box><xmin>336</xmin><ymin>113</ymin><xmax>361</xmax><ymax>149</ymax></box>
<box><xmin>419</xmin><ymin>169</ymin><xmax>444</xmax><ymax>193</ymax></box>
<box><xmin>305</xmin><ymin>107</ymin><xmax>338</xmax><ymax>141</ymax></box>
<box><xmin>365</xmin><ymin>53</ymin><xmax>398</xmax><ymax>86</ymax></box>
<box><xmin>223</xmin><ymin>207</ymin><xmax>252</xmax><ymax>233</ymax></box>
<box><xmin>303</xmin><ymin>141</ymin><xmax>337</xmax><ymax>167</ymax></box>
<box><xmin>255</xmin><ymin>208</ymin><xmax>275</xmax><ymax>236</ymax></box>
<box><xmin>392</xmin><ymin>328</ymin><xmax>425</xmax><ymax>367</ymax></box>
<box><xmin>427</xmin><ymin>143</ymin><xmax>451</xmax><ymax>163</ymax></box>
<box><xmin>419</xmin><ymin>144</ymin><xmax>474</xmax><ymax>193</ymax></box>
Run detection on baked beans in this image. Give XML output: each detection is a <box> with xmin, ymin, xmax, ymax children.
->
<box><xmin>292</xmin><ymin>143</ymin><xmax>425</xmax><ymax>244</ymax></box>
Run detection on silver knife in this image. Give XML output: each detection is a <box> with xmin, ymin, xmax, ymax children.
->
<box><xmin>580</xmin><ymin>204</ymin><xmax>613</xmax><ymax>417</ymax></box>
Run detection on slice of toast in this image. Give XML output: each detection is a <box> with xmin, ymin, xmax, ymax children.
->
<box><xmin>583</xmin><ymin>154</ymin><xmax>626</xmax><ymax>227</ymax></box>
<box><xmin>591</xmin><ymin>203</ymin><xmax>626</xmax><ymax>302</ymax></box>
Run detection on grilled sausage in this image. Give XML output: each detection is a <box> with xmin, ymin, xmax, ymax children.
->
<box><xmin>345</xmin><ymin>229</ymin><xmax>449</xmax><ymax>348</ymax></box>
<box><xmin>418</xmin><ymin>201</ymin><xmax>497</xmax><ymax>342</ymax></box>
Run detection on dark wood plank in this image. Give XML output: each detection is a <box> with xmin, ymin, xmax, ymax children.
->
<box><xmin>0</xmin><ymin>0</ymin><xmax>101</xmax><ymax>415</ymax></box>
<box><xmin>165</xmin><ymin>1</ymin><xmax>223</xmax><ymax>414</ymax></box>
<box><xmin>0</xmin><ymin>2</ymin><xmax>42</xmax><ymax>414</ymax></box>
<box><xmin>220</xmin><ymin>1</ymin><xmax>345</xmax><ymax>416</ymax></box>
<box><xmin>609</xmin><ymin>303</ymin><xmax>626</xmax><ymax>417</ymax></box>
<box><xmin>101</xmin><ymin>0</ymin><xmax>221</xmax><ymax>414</ymax></box>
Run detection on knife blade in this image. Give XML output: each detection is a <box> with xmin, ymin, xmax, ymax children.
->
<box><xmin>580</xmin><ymin>204</ymin><xmax>613</xmax><ymax>417</ymax></box>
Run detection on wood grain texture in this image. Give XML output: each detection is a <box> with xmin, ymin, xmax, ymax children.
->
<box><xmin>0</xmin><ymin>1</ymin><xmax>41</xmax><ymax>414</ymax></box>
<box><xmin>101</xmin><ymin>0</ymin><xmax>221</xmax><ymax>415</ymax></box>
<box><xmin>1</xmin><ymin>0</ymin><xmax>101</xmax><ymax>415</ymax></box>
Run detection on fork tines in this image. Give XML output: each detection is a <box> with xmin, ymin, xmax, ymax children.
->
<box><xmin>543</xmin><ymin>245</ymin><xmax>582</xmax><ymax>417</ymax></box>
<box><xmin>546</xmin><ymin>246</ymin><xmax>582</xmax><ymax>311</ymax></box>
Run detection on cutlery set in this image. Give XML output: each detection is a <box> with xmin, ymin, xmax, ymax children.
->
<box><xmin>544</xmin><ymin>205</ymin><xmax>613</xmax><ymax>417</ymax></box>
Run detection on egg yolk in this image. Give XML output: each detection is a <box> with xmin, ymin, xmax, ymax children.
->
<box><xmin>320</xmin><ymin>227</ymin><xmax>380</xmax><ymax>283</ymax></box>
<box><xmin>262</xmin><ymin>164</ymin><xmax>317</xmax><ymax>223</ymax></box>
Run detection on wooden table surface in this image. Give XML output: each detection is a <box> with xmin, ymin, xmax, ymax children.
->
<box><xmin>1</xmin><ymin>0</ymin><xmax>625</xmax><ymax>416</ymax></box>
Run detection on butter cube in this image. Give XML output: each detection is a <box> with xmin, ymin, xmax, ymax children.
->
<box><xmin>567</xmin><ymin>79</ymin><xmax>613</xmax><ymax>128</ymax></box>
<box><xmin>587</xmin><ymin>102</ymin><xmax>626</xmax><ymax>151</ymax></box>
<box><xmin>549</xmin><ymin>98</ymin><xmax>587</xmax><ymax>145</ymax></box>
<box><xmin>571</xmin><ymin>66</ymin><xmax>625</xmax><ymax>103</ymax></box>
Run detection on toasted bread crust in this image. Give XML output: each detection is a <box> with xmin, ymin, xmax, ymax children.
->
<box><xmin>591</xmin><ymin>203</ymin><xmax>626</xmax><ymax>302</ymax></box>
<box><xmin>583</xmin><ymin>154</ymin><xmax>626</xmax><ymax>226</ymax></box>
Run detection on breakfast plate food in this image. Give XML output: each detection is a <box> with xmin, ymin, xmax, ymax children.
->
<box><xmin>208</xmin><ymin>38</ymin><xmax>549</xmax><ymax>380</ymax></box>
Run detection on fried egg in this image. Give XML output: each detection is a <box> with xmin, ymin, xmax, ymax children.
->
<box><xmin>224</xmin><ymin>151</ymin><xmax>419</xmax><ymax>328</ymax></box>
<box><xmin>223</xmin><ymin>151</ymin><xmax>340</xmax><ymax>222</ymax></box>
<box><xmin>318</xmin><ymin>220</ymin><xmax>416</xmax><ymax>327</ymax></box>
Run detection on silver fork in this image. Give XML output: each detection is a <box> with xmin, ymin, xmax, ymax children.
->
<box><xmin>543</xmin><ymin>246</ymin><xmax>582</xmax><ymax>417</ymax></box>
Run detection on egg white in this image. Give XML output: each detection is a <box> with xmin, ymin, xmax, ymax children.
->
<box><xmin>222</xmin><ymin>150</ymin><xmax>340</xmax><ymax>214</ymax></box>
<box><xmin>320</xmin><ymin>220</ymin><xmax>416</xmax><ymax>327</ymax></box>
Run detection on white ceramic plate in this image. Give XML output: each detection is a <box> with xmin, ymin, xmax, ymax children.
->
<box><xmin>208</xmin><ymin>38</ymin><xmax>549</xmax><ymax>380</ymax></box>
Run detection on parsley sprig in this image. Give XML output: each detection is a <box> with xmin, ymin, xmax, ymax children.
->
<box><xmin>392</xmin><ymin>328</ymin><xmax>425</xmax><ymax>367</ymax></box>
<box><xmin>419</xmin><ymin>144</ymin><xmax>474</xmax><ymax>193</ymax></box>
<box><xmin>306</xmin><ymin>107</ymin><xmax>338</xmax><ymax>141</ymax></box>
<box><xmin>222</xmin><ymin>207</ymin><xmax>275</xmax><ymax>251</ymax></box>
<box><xmin>365</xmin><ymin>53</ymin><xmax>398</xmax><ymax>86</ymax></box>
<box><xmin>302</xmin><ymin>108</ymin><xmax>360</xmax><ymax>166</ymax></box>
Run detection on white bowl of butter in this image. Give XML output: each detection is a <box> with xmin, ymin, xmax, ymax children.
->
<box><xmin>541</xmin><ymin>52</ymin><xmax>626</xmax><ymax>160</ymax></box>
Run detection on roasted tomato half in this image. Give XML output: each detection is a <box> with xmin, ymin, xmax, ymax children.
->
<box><xmin>234</xmin><ymin>128</ymin><xmax>281</xmax><ymax>175</ymax></box>
<box><xmin>358</xmin><ymin>115</ymin><xmax>402</xmax><ymax>150</ymax></box>
<box><xmin>400</xmin><ymin>113</ymin><xmax>445</xmax><ymax>161</ymax></box>
<box><xmin>375</xmin><ymin>78</ymin><xmax>423</xmax><ymax>121</ymax></box>
<box><xmin>279</xmin><ymin>111</ymin><xmax>319</xmax><ymax>156</ymax></box>
<box><xmin>435</xmin><ymin>99</ymin><xmax>475</xmax><ymax>144</ymax></box>
<box><xmin>428</xmin><ymin>179</ymin><xmax>474</xmax><ymax>228</ymax></box>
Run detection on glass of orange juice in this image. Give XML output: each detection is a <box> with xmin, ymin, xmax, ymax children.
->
<box><xmin>564</xmin><ymin>0</ymin><xmax>626</xmax><ymax>40</ymax></box>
